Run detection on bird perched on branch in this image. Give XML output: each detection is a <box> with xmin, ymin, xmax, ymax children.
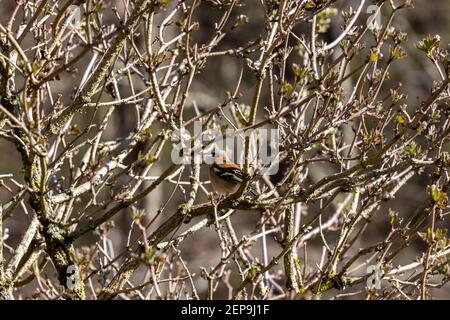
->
<box><xmin>209</xmin><ymin>151</ymin><xmax>258</xmax><ymax>196</ymax></box>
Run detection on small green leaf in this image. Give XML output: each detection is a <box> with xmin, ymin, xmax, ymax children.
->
<box><xmin>304</xmin><ymin>0</ymin><xmax>316</xmax><ymax>10</ymax></box>
<box><xmin>369</xmin><ymin>47</ymin><xmax>382</xmax><ymax>62</ymax></box>
<box><xmin>280</xmin><ymin>81</ymin><xmax>293</xmax><ymax>96</ymax></box>
<box><xmin>143</xmin><ymin>248</ymin><xmax>156</xmax><ymax>265</ymax></box>
<box><xmin>417</xmin><ymin>35</ymin><xmax>440</xmax><ymax>59</ymax></box>
<box><xmin>141</xmin><ymin>128</ymin><xmax>152</xmax><ymax>141</ymax></box>
<box><xmin>146</xmin><ymin>155</ymin><xmax>157</xmax><ymax>165</ymax></box>
<box><xmin>395</xmin><ymin>114</ymin><xmax>405</xmax><ymax>125</ymax></box>
<box><xmin>292</xmin><ymin>64</ymin><xmax>310</xmax><ymax>79</ymax></box>
<box><xmin>435</xmin><ymin>228</ymin><xmax>448</xmax><ymax>241</ymax></box>
<box><xmin>389</xmin><ymin>45</ymin><xmax>406</xmax><ymax>61</ymax></box>
<box><xmin>247</xmin><ymin>265</ymin><xmax>260</xmax><ymax>281</ymax></box>
<box><xmin>404</xmin><ymin>141</ymin><xmax>417</xmax><ymax>156</ymax></box>
<box><xmin>388</xmin><ymin>209</ymin><xmax>399</xmax><ymax>229</ymax></box>
<box><xmin>427</xmin><ymin>184</ymin><xmax>448</xmax><ymax>203</ymax></box>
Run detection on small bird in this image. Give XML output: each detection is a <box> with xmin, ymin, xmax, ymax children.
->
<box><xmin>209</xmin><ymin>154</ymin><xmax>244</xmax><ymax>195</ymax></box>
<box><xmin>209</xmin><ymin>152</ymin><xmax>258</xmax><ymax>196</ymax></box>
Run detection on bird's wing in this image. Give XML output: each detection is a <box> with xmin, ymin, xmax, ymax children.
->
<box><xmin>213</xmin><ymin>165</ymin><xmax>244</xmax><ymax>184</ymax></box>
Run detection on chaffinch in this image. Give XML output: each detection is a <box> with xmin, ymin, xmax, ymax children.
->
<box><xmin>209</xmin><ymin>155</ymin><xmax>244</xmax><ymax>195</ymax></box>
<box><xmin>209</xmin><ymin>153</ymin><xmax>258</xmax><ymax>196</ymax></box>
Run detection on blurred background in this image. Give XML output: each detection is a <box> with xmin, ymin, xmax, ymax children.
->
<box><xmin>1</xmin><ymin>0</ymin><xmax>450</xmax><ymax>299</ymax></box>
